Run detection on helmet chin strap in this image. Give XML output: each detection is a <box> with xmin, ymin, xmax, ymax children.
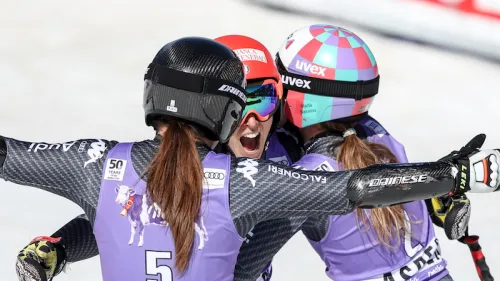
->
<box><xmin>260</xmin><ymin>138</ymin><xmax>271</xmax><ymax>160</ymax></box>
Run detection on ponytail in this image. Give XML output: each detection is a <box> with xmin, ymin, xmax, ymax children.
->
<box><xmin>147</xmin><ymin>119</ymin><xmax>203</xmax><ymax>272</ymax></box>
<box><xmin>322</xmin><ymin>122</ymin><xmax>410</xmax><ymax>248</ymax></box>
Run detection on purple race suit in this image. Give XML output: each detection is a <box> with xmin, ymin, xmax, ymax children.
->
<box><xmin>263</xmin><ymin>132</ymin><xmax>294</xmax><ymax>166</ymax></box>
<box><xmin>297</xmin><ymin>116</ymin><xmax>449</xmax><ymax>281</ymax></box>
<box><xmin>94</xmin><ymin>143</ymin><xmax>244</xmax><ymax>281</ymax></box>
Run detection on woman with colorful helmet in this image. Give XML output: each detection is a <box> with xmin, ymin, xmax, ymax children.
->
<box><xmin>232</xmin><ymin>24</ymin><xmax>497</xmax><ymax>281</ymax></box>
<box><xmin>6</xmin><ymin>35</ymin><xmax>479</xmax><ymax>281</ymax></box>
<box><xmin>230</xmin><ymin>24</ymin><xmax>399</xmax><ymax>280</ymax></box>
<box><xmin>276</xmin><ymin>24</ymin><xmax>459</xmax><ymax>281</ymax></box>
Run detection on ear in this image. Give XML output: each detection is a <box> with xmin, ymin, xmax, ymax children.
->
<box><xmin>115</xmin><ymin>185</ymin><xmax>120</xmax><ymax>193</ymax></box>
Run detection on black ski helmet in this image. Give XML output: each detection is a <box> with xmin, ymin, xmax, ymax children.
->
<box><xmin>143</xmin><ymin>37</ymin><xmax>247</xmax><ymax>143</ymax></box>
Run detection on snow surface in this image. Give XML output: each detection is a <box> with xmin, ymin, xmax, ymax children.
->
<box><xmin>1</xmin><ymin>0</ymin><xmax>500</xmax><ymax>280</ymax></box>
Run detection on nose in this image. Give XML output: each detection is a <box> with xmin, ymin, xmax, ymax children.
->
<box><xmin>243</xmin><ymin>113</ymin><xmax>259</xmax><ymax>129</ymax></box>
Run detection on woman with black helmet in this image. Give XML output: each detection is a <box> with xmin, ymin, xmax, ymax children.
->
<box><xmin>4</xmin><ymin>36</ymin><xmax>499</xmax><ymax>281</ymax></box>
<box><xmin>15</xmin><ymin>34</ymin><xmax>301</xmax><ymax>281</ymax></box>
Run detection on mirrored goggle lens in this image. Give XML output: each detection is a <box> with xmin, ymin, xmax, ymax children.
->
<box><xmin>242</xmin><ymin>83</ymin><xmax>279</xmax><ymax>120</ymax></box>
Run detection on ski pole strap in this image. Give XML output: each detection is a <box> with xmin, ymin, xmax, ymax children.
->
<box><xmin>459</xmin><ymin>235</ymin><xmax>494</xmax><ymax>281</ymax></box>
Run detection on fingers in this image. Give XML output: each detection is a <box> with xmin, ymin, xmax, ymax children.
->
<box><xmin>463</xmin><ymin>134</ymin><xmax>486</xmax><ymax>151</ymax></box>
<box><xmin>16</xmin><ymin>257</ymin><xmax>47</xmax><ymax>281</ymax></box>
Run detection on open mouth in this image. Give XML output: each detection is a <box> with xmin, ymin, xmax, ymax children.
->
<box><xmin>240</xmin><ymin>132</ymin><xmax>260</xmax><ymax>152</ymax></box>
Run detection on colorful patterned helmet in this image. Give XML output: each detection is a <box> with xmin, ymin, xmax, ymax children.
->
<box><xmin>276</xmin><ymin>24</ymin><xmax>380</xmax><ymax>128</ymax></box>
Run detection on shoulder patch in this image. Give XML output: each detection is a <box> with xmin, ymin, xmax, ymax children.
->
<box><xmin>104</xmin><ymin>158</ymin><xmax>127</xmax><ymax>181</ymax></box>
<box><xmin>202</xmin><ymin>168</ymin><xmax>226</xmax><ymax>190</ymax></box>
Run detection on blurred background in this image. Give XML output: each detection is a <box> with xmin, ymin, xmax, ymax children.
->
<box><xmin>1</xmin><ymin>0</ymin><xmax>500</xmax><ymax>280</ymax></box>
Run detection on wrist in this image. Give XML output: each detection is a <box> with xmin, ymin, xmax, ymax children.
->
<box><xmin>53</xmin><ymin>239</ymin><xmax>67</xmax><ymax>276</ymax></box>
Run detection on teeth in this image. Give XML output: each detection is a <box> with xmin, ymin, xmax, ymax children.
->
<box><xmin>243</xmin><ymin>132</ymin><xmax>259</xmax><ymax>139</ymax></box>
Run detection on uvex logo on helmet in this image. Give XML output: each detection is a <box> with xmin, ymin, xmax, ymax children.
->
<box><xmin>295</xmin><ymin>60</ymin><xmax>326</xmax><ymax>77</ymax></box>
<box><xmin>281</xmin><ymin>75</ymin><xmax>311</xmax><ymax>89</ymax></box>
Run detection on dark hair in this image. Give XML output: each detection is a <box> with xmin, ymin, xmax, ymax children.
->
<box><xmin>147</xmin><ymin>118</ymin><xmax>203</xmax><ymax>272</ymax></box>
<box><xmin>143</xmin><ymin>37</ymin><xmax>246</xmax><ymax>272</ymax></box>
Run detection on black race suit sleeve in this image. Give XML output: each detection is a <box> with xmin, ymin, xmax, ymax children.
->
<box><xmin>1</xmin><ymin>137</ymin><xmax>457</xmax><ymax>264</ymax></box>
<box><xmin>51</xmin><ymin>214</ymin><xmax>99</xmax><ymax>262</ymax></box>
<box><xmin>0</xmin><ymin>136</ymin><xmax>117</xmax><ymax>223</ymax></box>
<box><xmin>229</xmin><ymin>156</ymin><xmax>456</xmax><ymax>236</ymax></box>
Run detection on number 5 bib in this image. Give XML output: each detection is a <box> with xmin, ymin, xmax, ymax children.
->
<box><xmin>94</xmin><ymin>142</ymin><xmax>244</xmax><ymax>281</ymax></box>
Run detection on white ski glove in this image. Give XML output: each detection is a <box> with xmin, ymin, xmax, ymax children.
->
<box><xmin>439</xmin><ymin>134</ymin><xmax>500</xmax><ymax>194</ymax></box>
<box><xmin>465</xmin><ymin>149</ymin><xmax>500</xmax><ymax>193</ymax></box>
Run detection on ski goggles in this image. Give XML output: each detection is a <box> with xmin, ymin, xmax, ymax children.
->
<box><xmin>241</xmin><ymin>80</ymin><xmax>280</xmax><ymax>124</ymax></box>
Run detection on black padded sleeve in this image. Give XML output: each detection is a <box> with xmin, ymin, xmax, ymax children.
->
<box><xmin>0</xmin><ymin>136</ymin><xmax>117</xmax><ymax>221</ymax></box>
<box><xmin>229</xmin><ymin>157</ymin><xmax>455</xmax><ymax>236</ymax></box>
<box><xmin>0</xmin><ymin>137</ymin><xmax>6</xmax><ymax>168</ymax></box>
<box><xmin>52</xmin><ymin>214</ymin><xmax>99</xmax><ymax>262</ymax></box>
